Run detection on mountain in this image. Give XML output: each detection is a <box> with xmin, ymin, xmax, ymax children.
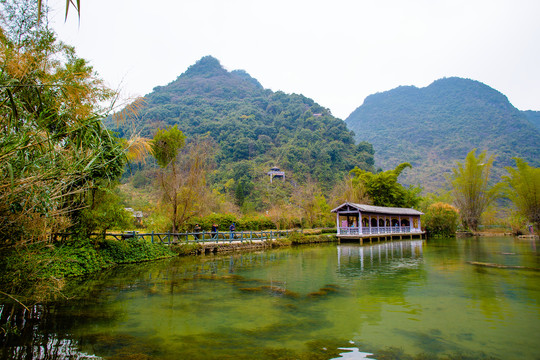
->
<box><xmin>108</xmin><ymin>56</ymin><xmax>374</xmax><ymax>206</ymax></box>
<box><xmin>345</xmin><ymin>77</ymin><xmax>540</xmax><ymax>192</ymax></box>
<box><xmin>522</xmin><ymin>110</ymin><xmax>540</xmax><ymax>131</ymax></box>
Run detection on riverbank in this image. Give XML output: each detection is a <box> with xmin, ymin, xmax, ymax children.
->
<box><xmin>0</xmin><ymin>237</ymin><xmax>174</xmax><ymax>303</ymax></box>
<box><xmin>172</xmin><ymin>233</ymin><xmax>337</xmax><ymax>255</ymax></box>
<box><xmin>0</xmin><ymin>232</ymin><xmax>337</xmax><ymax>303</ymax></box>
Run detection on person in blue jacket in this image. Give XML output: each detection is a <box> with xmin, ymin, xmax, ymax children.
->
<box><xmin>229</xmin><ymin>223</ymin><xmax>235</xmax><ymax>240</ymax></box>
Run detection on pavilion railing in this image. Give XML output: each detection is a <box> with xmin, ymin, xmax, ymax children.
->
<box><xmin>338</xmin><ymin>226</ymin><xmax>418</xmax><ymax>235</ymax></box>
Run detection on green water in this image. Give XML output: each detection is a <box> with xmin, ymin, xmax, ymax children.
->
<box><xmin>2</xmin><ymin>237</ymin><xmax>540</xmax><ymax>359</ymax></box>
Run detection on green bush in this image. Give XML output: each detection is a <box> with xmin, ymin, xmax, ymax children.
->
<box><xmin>77</xmin><ymin>188</ymin><xmax>133</xmax><ymax>237</ymax></box>
<box><xmin>321</xmin><ymin>228</ymin><xmax>337</xmax><ymax>234</ymax></box>
<box><xmin>99</xmin><ymin>237</ymin><xmax>173</xmax><ymax>263</ymax></box>
<box><xmin>287</xmin><ymin>232</ymin><xmax>337</xmax><ymax>245</ymax></box>
<box><xmin>170</xmin><ymin>243</ymin><xmax>202</xmax><ymax>256</ymax></box>
<box><xmin>187</xmin><ymin>213</ymin><xmax>276</xmax><ymax>232</ymax></box>
<box><xmin>423</xmin><ymin>202</ymin><xmax>459</xmax><ymax>237</ymax></box>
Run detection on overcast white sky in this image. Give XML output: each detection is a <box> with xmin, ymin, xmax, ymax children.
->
<box><xmin>49</xmin><ymin>0</ymin><xmax>540</xmax><ymax>119</ymax></box>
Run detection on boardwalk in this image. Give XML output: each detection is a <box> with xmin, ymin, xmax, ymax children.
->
<box><xmin>100</xmin><ymin>229</ymin><xmax>293</xmax><ymax>245</ymax></box>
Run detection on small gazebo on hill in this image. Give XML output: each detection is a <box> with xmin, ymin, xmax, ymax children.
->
<box><xmin>331</xmin><ymin>202</ymin><xmax>424</xmax><ymax>239</ymax></box>
<box><xmin>267</xmin><ymin>167</ymin><xmax>285</xmax><ymax>183</ymax></box>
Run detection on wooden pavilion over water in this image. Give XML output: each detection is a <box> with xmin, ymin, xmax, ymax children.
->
<box><xmin>331</xmin><ymin>202</ymin><xmax>425</xmax><ymax>242</ymax></box>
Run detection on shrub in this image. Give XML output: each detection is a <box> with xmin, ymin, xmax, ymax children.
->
<box><xmin>423</xmin><ymin>202</ymin><xmax>459</xmax><ymax>237</ymax></box>
<box><xmin>170</xmin><ymin>243</ymin><xmax>202</xmax><ymax>256</ymax></box>
<box><xmin>187</xmin><ymin>213</ymin><xmax>276</xmax><ymax>232</ymax></box>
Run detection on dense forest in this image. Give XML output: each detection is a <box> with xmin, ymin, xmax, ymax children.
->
<box><xmin>108</xmin><ymin>56</ymin><xmax>375</xmax><ymax>210</ymax></box>
<box><xmin>522</xmin><ymin>110</ymin><xmax>540</xmax><ymax>131</ymax></box>
<box><xmin>345</xmin><ymin>77</ymin><xmax>540</xmax><ymax>192</ymax></box>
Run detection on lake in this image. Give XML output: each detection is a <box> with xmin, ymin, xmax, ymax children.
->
<box><xmin>1</xmin><ymin>236</ymin><xmax>539</xmax><ymax>359</ymax></box>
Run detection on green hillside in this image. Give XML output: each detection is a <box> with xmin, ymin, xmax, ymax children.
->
<box><xmin>108</xmin><ymin>56</ymin><xmax>374</xmax><ymax>208</ymax></box>
<box><xmin>522</xmin><ymin>110</ymin><xmax>540</xmax><ymax>131</ymax></box>
<box><xmin>345</xmin><ymin>77</ymin><xmax>540</xmax><ymax>192</ymax></box>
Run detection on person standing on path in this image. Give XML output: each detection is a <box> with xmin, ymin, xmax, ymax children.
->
<box><xmin>194</xmin><ymin>223</ymin><xmax>201</xmax><ymax>240</ymax></box>
<box><xmin>229</xmin><ymin>223</ymin><xmax>235</xmax><ymax>240</ymax></box>
<box><xmin>211</xmin><ymin>223</ymin><xmax>218</xmax><ymax>239</ymax></box>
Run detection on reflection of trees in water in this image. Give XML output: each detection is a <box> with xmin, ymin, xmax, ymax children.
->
<box><xmin>0</xmin><ymin>247</ymin><xmax>329</xmax><ymax>359</ymax></box>
<box><xmin>337</xmin><ymin>240</ymin><xmax>426</xmax><ymax>314</ymax></box>
<box><xmin>0</xmin><ymin>302</ymin><xmax>121</xmax><ymax>359</ymax></box>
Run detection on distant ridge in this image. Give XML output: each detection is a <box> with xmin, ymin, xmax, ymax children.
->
<box><xmin>345</xmin><ymin>77</ymin><xmax>540</xmax><ymax>191</ymax></box>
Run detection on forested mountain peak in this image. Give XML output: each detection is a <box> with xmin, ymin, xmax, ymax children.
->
<box><xmin>346</xmin><ymin>77</ymin><xmax>540</xmax><ymax>192</ymax></box>
<box><xmin>150</xmin><ymin>56</ymin><xmax>264</xmax><ymax>101</ymax></box>
<box><xmin>182</xmin><ymin>55</ymin><xmax>227</xmax><ymax>78</ymax></box>
<box><xmin>109</xmin><ymin>56</ymin><xmax>374</xmax><ymax>209</ymax></box>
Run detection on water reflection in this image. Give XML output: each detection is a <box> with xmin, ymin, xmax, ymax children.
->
<box><xmin>1</xmin><ymin>238</ymin><xmax>539</xmax><ymax>360</ymax></box>
<box><xmin>0</xmin><ymin>304</ymin><xmax>106</xmax><ymax>360</ymax></box>
<box><xmin>337</xmin><ymin>240</ymin><xmax>424</xmax><ymax>276</ymax></box>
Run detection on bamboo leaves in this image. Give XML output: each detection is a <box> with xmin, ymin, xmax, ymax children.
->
<box><xmin>450</xmin><ymin>149</ymin><xmax>503</xmax><ymax>231</ymax></box>
<box><xmin>0</xmin><ymin>0</ymin><xmax>125</xmax><ymax>243</ymax></box>
<box><xmin>503</xmin><ymin>158</ymin><xmax>540</xmax><ymax>233</ymax></box>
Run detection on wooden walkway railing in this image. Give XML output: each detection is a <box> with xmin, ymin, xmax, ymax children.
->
<box><xmin>73</xmin><ymin>229</ymin><xmax>294</xmax><ymax>245</ymax></box>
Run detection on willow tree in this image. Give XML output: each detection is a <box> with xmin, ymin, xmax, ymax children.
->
<box><xmin>503</xmin><ymin>158</ymin><xmax>540</xmax><ymax>234</ymax></box>
<box><xmin>450</xmin><ymin>149</ymin><xmax>502</xmax><ymax>231</ymax></box>
<box><xmin>0</xmin><ymin>0</ymin><xmax>126</xmax><ymax>244</ymax></box>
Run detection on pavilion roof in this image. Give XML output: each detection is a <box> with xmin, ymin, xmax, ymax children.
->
<box><xmin>331</xmin><ymin>202</ymin><xmax>423</xmax><ymax>216</ymax></box>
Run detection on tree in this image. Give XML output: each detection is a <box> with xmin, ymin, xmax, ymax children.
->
<box><xmin>151</xmin><ymin>125</ymin><xmax>186</xmax><ymax>233</ymax></box>
<box><xmin>329</xmin><ymin>177</ymin><xmax>370</xmax><ymax>208</ymax></box>
<box><xmin>450</xmin><ymin>149</ymin><xmax>502</xmax><ymax>231</ymax></box>
<box><xmin>173</xmin><ymin>138</ymin><xmax>216</xmax><ymax>228</ymax></box>
<box><xmin>503</xmin><ymin>158</ymin><xmax>540</xmax><ymax>234</ymax></box>
<box><xmin>291</xmin><ymin>180</ymin><xmax>332</xmax><ymax>228</ymax></box>
<box><xmin>152</xmin><ymin>129</ymin><xmax>216</xmax><ymax>232</ymax></box>
<box><xmin>0</xmin><ymin>0</ymin><xmax>126</xmax><ymax>244</ymax></box>
<box><xmin>79</xmin><ymin>188</ymin><xmax>132</xmax><ymax>238</ymax></box>
<box><xmin>349</xmin><ymin>162</ymin><xmax>422</xmax><ymax>208</ymax></box>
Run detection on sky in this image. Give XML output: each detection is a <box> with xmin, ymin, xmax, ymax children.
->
<box><xmin>49</xmin><ymin>0</ymin><xmax>540</xmax><ymax>119</ymax></box>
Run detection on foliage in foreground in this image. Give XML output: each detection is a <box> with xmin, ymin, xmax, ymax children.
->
<box><xmin>0</xmin><ymin>1</ymin><xmax>126</xmax><ymax>245</ymax></box>
<box><xmin>0</xmin><ymin>238</ymin><xmax>174</xmax><ymax>302</ymax></box>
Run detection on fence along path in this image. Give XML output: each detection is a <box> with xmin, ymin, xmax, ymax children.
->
<box><xmin>102</xmin><ymin>229</ymin><xmax>293</xmax><ymax>245</ymax></box>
